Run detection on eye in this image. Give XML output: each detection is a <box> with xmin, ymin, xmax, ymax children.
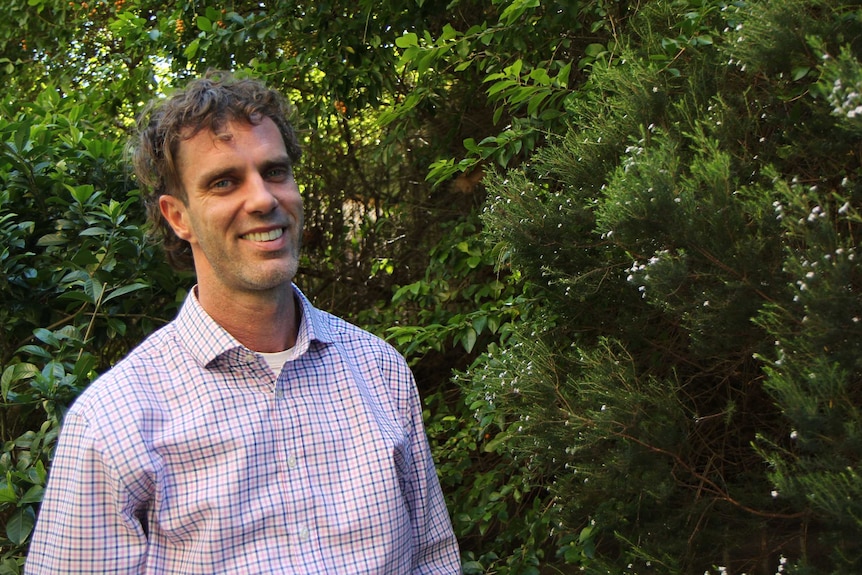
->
<box><xmin>265</xmin><ymin>165</ymin><xmax>292</xmax><ymax>181</ymax></box>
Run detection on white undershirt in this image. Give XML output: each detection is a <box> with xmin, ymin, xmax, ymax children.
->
<box><xmin>258</xmin><ymin>347</ymin><xmax>299</xmax><ymax>375</ymax></box>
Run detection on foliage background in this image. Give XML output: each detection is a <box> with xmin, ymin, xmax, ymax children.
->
<box><xmin>2</xmin><ymin>0</ymin><xmax>862</xmax><ymax>573</ymax></box>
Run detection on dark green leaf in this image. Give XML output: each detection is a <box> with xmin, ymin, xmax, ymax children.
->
<box><xmin>6</xmin><ymin>507</ymin><xmax>35</xmax><ymax>546</ymax></box>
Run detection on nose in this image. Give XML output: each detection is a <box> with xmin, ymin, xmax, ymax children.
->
<box><xmin>244</xmin><ymin>173</ymin><xmax>278</xmax><ymax>214</ymax></box>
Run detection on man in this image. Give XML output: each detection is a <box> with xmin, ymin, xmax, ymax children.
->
<box><xmin>26</xmin><ymin>71</ymin><xmax>461</xmax><ymax>574</ymax></box>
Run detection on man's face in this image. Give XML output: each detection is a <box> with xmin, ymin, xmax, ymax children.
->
<box><xmin>159</xmin><ymin>117</ymin><xmax>303</xmax><ymax>298</ymax></box>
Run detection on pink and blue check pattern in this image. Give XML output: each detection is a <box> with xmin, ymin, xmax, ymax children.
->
<box><xmin>26</xmin><ymin>285</ymin><xmax>460</xmax><ymax>574</ymax></box>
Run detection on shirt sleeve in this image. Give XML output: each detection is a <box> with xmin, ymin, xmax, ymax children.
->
<box><xmin>25</xmin><ymin>410</ymin><xmax>150</xmax><ymax>574</ymax></box>
<box><xmin>396</xmin><ymin>364</ymin><xmax>461</xmax><ymax>574</ymax></box>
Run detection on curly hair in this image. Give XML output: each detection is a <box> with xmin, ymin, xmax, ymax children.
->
<box><xmin>131</xmin><ymin>71</ymin><xmax>302</xmax><ymax>271</ymax></box>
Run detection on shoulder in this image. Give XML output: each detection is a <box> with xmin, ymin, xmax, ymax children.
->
<box><xmin>311</xmin><ymin>310</ymin><xmax>421</xmax><ymax>422</ymax></box>
<box><xmin>68</xmin><ymin>321</ymin><xmax>180</xmax><ymax>421</ymax></box>
<box><xmin>316</xmin><ymin>309</ymin><xmax>408</xmax><ymax>370</ymax></box>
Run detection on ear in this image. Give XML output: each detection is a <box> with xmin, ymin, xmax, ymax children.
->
<box><xmin>159</xmin><ymin>195</ymin><xmax>194</xmax><ymax>241</ymax></box>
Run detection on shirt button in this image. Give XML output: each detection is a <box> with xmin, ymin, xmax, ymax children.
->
<box><xmin>299</xmin><ymin>526</ymin><xmax>310</xmax><ymax>541</ymax></box>
<box><xmin>287</xmin><ymin>455</ymin><xmax>297</xmax><ymax>469</ymax></box>
<box><xmin>244</xmin><ymin>353</ymin><xmax>256</xmax><ymax>364</ymax></box>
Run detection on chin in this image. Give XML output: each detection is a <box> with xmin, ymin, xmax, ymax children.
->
<box><xmin>251</xmin><ymin>267</ymin><xmax>297</xmax><ymax>291</ymax></box>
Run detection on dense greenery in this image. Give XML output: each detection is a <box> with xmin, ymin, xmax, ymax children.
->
<box><xmin>1</xmin><ymin>0</ymin><xmax>861</xmax><ymax>573</ymax></box>
<box><xmin>476</xmin><ymin>0</ymin><xmax>862</xmax><ymax>573</ymax></box>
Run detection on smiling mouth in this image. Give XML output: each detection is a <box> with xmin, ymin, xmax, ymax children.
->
<box><xmin>242</xmin><ymin>228</ymin><xmax>284</xmax><ymax>242</ymax></box>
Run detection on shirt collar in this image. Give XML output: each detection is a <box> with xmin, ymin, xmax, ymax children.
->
<box><xmin>174</xmin><ymin>283</ymin><xmax>333</xmax><ymax>368</ymax></box>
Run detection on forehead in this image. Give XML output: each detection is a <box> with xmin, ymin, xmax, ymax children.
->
<box><xmin>179</xmin><ymin>116</ymin><xmax>284</xmax><ymax>152</ymax></box>
<box><xmin>175</xmin><ymin>118</ymin><xmax>287</xmax><ymax>176</ymax></box>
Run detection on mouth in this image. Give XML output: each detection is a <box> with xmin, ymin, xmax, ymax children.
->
<box><xmin>242</xmin><ymin>228</ymin><xmax>285</xmax><ymax>242</ymax></box>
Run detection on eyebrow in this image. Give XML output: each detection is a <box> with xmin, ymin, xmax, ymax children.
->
<box><xmin>259</xmin><ymin>157</ymin><xmax>294</xmax><ymax>174</ymax></box>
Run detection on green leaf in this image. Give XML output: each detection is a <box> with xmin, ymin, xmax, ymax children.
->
<box><xmin>196</xmin><ymin>16</ymin><xmax>212</xmax><ymax>32</ymax></box>
<box><xmin>792</xmin><ymin>66</ymin><xmax>810</xmax><ymax>81</ymax></box>
<box><xmin>32</xmin><ymin>461</ymin><xmax>47</xmax><ymax>486</ymax></box>
<box><xmin>395</xmin><ymin>33</ymin><xmax>418</xmax><ymax>48</ymax></box>
<box><xmin>505</xmin><ymin>59</ymin><xmax>523</xmax><ymax>79</ymax></box>
<box><xmin>19</xmin><ymin>485</ymin><xmax>44</xmax><ymax>505</ymax></box>
<box><xmin>14</xmin><ymin>122</ymin><xmax>31</xmax><ymax>153</ymax></box>
<box><xmin>184</xmin><ymin>38</ymin><xmax>201</xmax><ymax>59</ymax></box>
<box><xmin>0</xmin><ymin>480</ymin><xmax>17</xmax><ymax>504</ymax></box>
<box><xmin>556</xmin><ymin>61</ymin><xmax>572</xmax><ymax>86</ymax></box>
<box><xmin>528</xmin><ymin>67</ymin><xmax>551</xmax><ymax>85</ymax></box>
<box><xmin>35</xmin><ymin>233</ymin><xmax>67</xmax><ymax>247</ymax></box>
<box><xmin>487</xmin><ymin>79</ymin><xmax>518</xmax><ymax>97</ymax></box>
<box><xmin>66</xmin><ymin>184</ymin><xmax>95</xmax><ymax>204</ymax></box>
<box><xmin>527</xmin><ymin>91</ymin><xmax>550</xmax><ymax>116</ymax></box>
<box><xmin>15</xmin><ymin>346</ymin><xmax>52</xmax><ymax>360</ymax></box>
<box><xmin>472</xmin><ymin>315</ymin><xmax>488</xmax><ymax>335</ymax></box>
<box><xmin>416</xmin><ymin>49</ymin><xmax>439</xmax><ymax>77</ymax></box>
<box><xmin>1</xmin><ymin>363</ymin><xmax>39</xmax><ymax>401</ymax></box>
<box><xmin>461</xmin><ymin>327</ymin><xmax>477</xmax><ymax>353</ymax></box>
<box><xmin>499</xmin><ymin>0</ymin><xmax>540</xmax><ymax>26</ymax></box>
<box><xmin>483</xmin><ymin>431</ymin><xmax>509</xmax><ymax>452</ymax></box>
<box><xmin>439</xmin><ymin>24</ymin><xmax>459</xmax><ymax>43</ymax></box>
<box><xmin>32</xmin><ymin>329</ymin><xmax>60</xmax><ymax>348</ymax></box>
<box><xmin>103</xmin><ymin>282</ymin><xmax>149</xmax><ymax>303</ymax></box>
<box><xmin>492</xmin><ymin>106</ymin><xmax>505</xmax><ymax>124</ymax></box>
<box><xmin>6</xmin><ymin>507</ymin><xmax>35</xmax><ymax>546</ymax></box>
<box><xmin>79</xmin><ymin>227</ymin><xmax>108</xmax><ymax>237</ymax></box>
<box><xmin>57</xmin><ymin>291</ymin><xmax>96</xmax><ymax>304</ymax></box>
<box><xmin>83</xmin><ymin>278</ymin><xmax>105</xmax><ymax>304</ymax></box>
<box><xmin>584</xmin><ymin>43</ymin><xmax>606</xmax><ymax>57</ymax></box>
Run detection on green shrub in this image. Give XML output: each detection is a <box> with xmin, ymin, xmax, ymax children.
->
<box><xmin>474</xmin><ymin>0</ymin><xmax>862</xmax><ymax>572</ymax></box>
<box><xmin>0</xmin><ymin>87</ymin><xmax>182</xmax><ymax>572</ymax></box>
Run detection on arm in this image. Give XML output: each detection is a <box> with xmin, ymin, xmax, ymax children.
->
<box><xmin>408</xmin><ymin>424</ymin><xmax>462</xmax><ymax>574</ymax></box>
<box><xmin>396</xmin><ymin>365</ymin><xmax>461</xmax><ymax>574</ymax></box>
<box><xmin>25</xmin><ymin>410</ymin><xmax>150</xmax><ymax>574</ymax></box>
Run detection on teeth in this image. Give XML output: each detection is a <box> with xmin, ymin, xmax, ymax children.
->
<box><xmin>243</xmin><ymin>228</ymin><xmax>284</xmax><ymax>242</ymax></box>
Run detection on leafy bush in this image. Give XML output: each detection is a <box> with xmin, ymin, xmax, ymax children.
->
<box><xmin>474</xmin><ymin>0</ymin><xmax>862</xmax><ymax>572</ymax></box>
<box><xmin>0</xmin><ymin>87</ymin><xmax>181</xmax><ymax>572</ymax></box>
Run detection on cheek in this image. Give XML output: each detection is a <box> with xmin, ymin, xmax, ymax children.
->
<box><xmin>295</xmin><ymin>199</ymin><xmax>304</xmax><ymax>224</ymax></box>
<box><xmin>288</xmin><ymin>192</ymin><xmax>304</xmax><ymax>221</ymax></box>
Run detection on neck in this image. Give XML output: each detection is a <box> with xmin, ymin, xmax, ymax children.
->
<box><xmin>196</xmin><ymin>284</ymin><xmax>299</xmax><ymax>353</ymax></box>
